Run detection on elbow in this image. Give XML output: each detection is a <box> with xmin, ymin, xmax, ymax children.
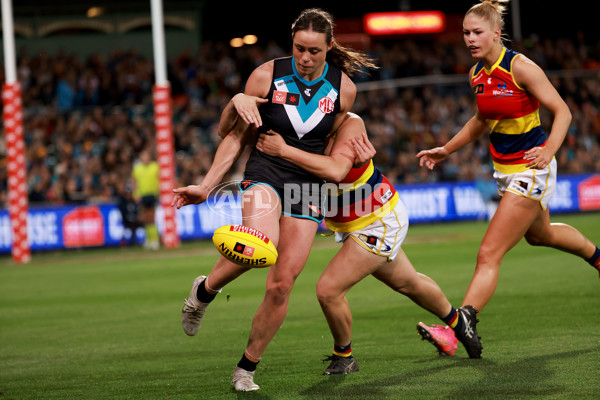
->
<box><xmin>324</xmin><ymin>170</ymin><xmax>346</xmax><ymax>183</ymax></box>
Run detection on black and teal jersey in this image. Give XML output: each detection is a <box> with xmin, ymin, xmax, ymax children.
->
<box><xmin>243</xmin><ymin>56</ymin><xmax>342</xmax><ymax>183</ymax></box>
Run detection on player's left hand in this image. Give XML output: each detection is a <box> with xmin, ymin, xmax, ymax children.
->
<box><xmin>524</xmin><ymin>146</ymin><xmax>553</xmax><ymax>169</ymax></box>
<box><xmin>256</xmin><ymin>130</ymin><xmax>286</xmax><ymax>157</ymax></box>
<box><xmin>351</xmin><ymin>131</ymin><xmax>376</xmax><ymax>165</ymax></box>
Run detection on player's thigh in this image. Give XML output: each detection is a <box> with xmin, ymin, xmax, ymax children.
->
<box><xmin>319</xmin><ymin>237</ymin><xmax>386</xmax><ymax>297</ymax></box>
<box><xmin>481</xmin><ymin>191</ymin><xmax>542</xmax><ymax>257</ymax></box>
<box><xmin>267</xmin><ymin>215</ymin><xmax>319</xmax><ymax>284</ymax></box>
<box><xmin>371</xmin><ymin>248</ymin><xmax>418</xmax><ymax>290</ymax></box>
<box><xmin>241</xmin><ymin>184</ymin><xmax>282</xmax><ymax>246</ymax></box>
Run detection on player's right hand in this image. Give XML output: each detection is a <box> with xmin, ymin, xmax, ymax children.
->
<box><xmin>416</xmin><ymin>147</ymin><xmax>449</xmax><ymax>170</ymax></box>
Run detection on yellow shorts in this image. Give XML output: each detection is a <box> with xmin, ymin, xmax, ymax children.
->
<box><xmin>334</xmin><ymin>200</ymin><xmax>409</xmax><ymax>261</ymax></box>
<box><xmin>493</xmin><ymin>158</ymin><xmax>557</xmax><ymax>210</ymax></box>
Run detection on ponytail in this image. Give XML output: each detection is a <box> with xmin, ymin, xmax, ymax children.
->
<box><xmin>292</xmin><ymin>8</ymin><xmax>378</xmax><ymax>77</ymax></box>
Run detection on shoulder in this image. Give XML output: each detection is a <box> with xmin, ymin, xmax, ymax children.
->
<box><xmin>511</xmin><ymin>53</ymin><xmax>545</xmax><ymax>87</ymax></box>
<box><xmin>339</xmin><ymin>72</ymin><xmax>357</xmax><ymax>111</ymax></box>
<box><xmin>245</xmin><ymin>60</ymin><xmax>275</xmax><ymax>97</ymax></box>
<box><xmin>340</xmin><ymin>72</ymin><xmax>356</xmax><ymax>92</ymax></box>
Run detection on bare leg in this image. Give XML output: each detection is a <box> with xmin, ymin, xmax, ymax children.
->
<box><xmin>373</xmin><ymin>249</ymin><xmax>452</xmax><ymax>319</ymax></box>
<box><xmin>206</xmin><ymin>185</ymin><xmax>282</xmax><ymax>291</ymax></box>
<box><xmin>462</xmin><ymin>193</ymin><xmax>541</xmax><ymax>311</ymax></box>
<box><xmin>524</xmin><ymin>207</ymin><xmax>597</xmax><ymax>259</ymax></box>
<box><xmin>244</xmin><ymin>215</ymin><xmax>318</xmax><ymax>359</ymax></box>
<box><xmin>317</xmin><ymin>238</ymin><xmax>382</xmax><ymax>346</ymax></box>
<box><xmin>317</xmin><ymin>238</ymin><xmax>453</xmax><ymax>346</ymax></box>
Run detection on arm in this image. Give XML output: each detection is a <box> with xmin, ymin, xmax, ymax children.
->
<box><xmin>256</xmin><ymin>114</ymin><xmax>364</xmax><ymax>183</ymax></box>
<box><xmin>513</xmin><ymin>55</ymin><xmax>572</xmax><ymax>169</ymax></box>
<box><xmin>217</xmin><ymin>61</ymin><xmax>273</xmax><ymax>139</ymax></box>
<box><xmin>417</xmin><ymin>113</ymin><xmax>488</xmax><ymax>170</ymax></box>
<box><xmin>172</xmin><ymin>121</ymin><xmax>255</xmax><ymax>209</ymax></box>
<box><xmin>416</xmin><ymin>66</ymin><xmax>488</xmax><ymax>170</ymax></box>
<box><xmin>328</xmin><ymin>73</ymin><xmax>358</xmax><ymax>137</ymax></box>
<box><xmin>217</xmin><ymin>94</ymin><xmax>269</xmax><ymax>138</ymax></box>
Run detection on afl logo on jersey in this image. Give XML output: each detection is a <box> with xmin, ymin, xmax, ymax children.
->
<box><xmin>474</xmin><ymin>84</ymin><xmax>484</xmax><ymax>94</ymax></box>
<box><xmin>318</xmin><ymin>97</ymin><xmax>334</xmax><ymax>114</ymax></box>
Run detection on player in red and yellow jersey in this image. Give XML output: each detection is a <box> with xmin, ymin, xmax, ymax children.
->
<box><xmin>257</xmin><ymin>112</ymin><xmax>483</xmax><ymax>373</ymax></box>
<box><xmin>416</xmin><ymin>0</ymin><xmax>600</xmax><ymax>353</ymax></box>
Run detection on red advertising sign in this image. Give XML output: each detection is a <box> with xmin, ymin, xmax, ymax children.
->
<box><xmin>578</xmin><ymin>174</ymin><xmax>600</xmax><ymax>211</ymax></box>
<box><xmin>364</xmin><ymin>11</ymin><xmax>445</xmax><ymax>35</ymax></box>
<box><xmin>63</xmin><ymin>206</ymin><xmax>105</xmax><ymax>248</ymax></box>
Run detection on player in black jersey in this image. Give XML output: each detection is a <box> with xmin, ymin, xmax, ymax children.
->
<box><xmin>172</xmin><ymin>8</ymin><xmax>377</xmax><ymax>392</ymax></box>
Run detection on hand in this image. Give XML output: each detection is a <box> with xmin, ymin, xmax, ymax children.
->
<box><xmin>416</xmin><ymin>147</ymin><xmax>449</xmax><ymax>170</ymax></box>
<box><xmin>256</xmin><ymin>130</ymin><xmax>286</xmax><ymax>157</ymax></box>
<box><xmin>524</xmin><ymin>146</ymin><xmax>553</xmax><ymax>169</ymax></box>
<box><xmin>351</xmin><ymin>131</ymin><xmax>376</xmax><ymax>164</ymax></box>
<box><xmin>171</xmin><ymin>185</ymin><xmax>211</xmax><ymax>209</ymax></box>
<box><xmin>232</xmin><ymin>93</ymin><xmax>268</xmax><ymax>127</ymax></box>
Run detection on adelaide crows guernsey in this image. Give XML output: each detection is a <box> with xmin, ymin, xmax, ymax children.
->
<box><xmin>325</xmin><ymin>160</ymin><xmax>399</xmax><ymax>232</ymax></box>
<box><xmin>471</xmin><ymin>48</ymin><xmax>547</xmax><ymax>174</ymax></box>
<box><xmin>243</xmin><ymin>56</ymin><xmax>342</xmax><ymax>185</ymax></box>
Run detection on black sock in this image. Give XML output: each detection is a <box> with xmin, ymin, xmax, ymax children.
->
<box><xmin>196</xmin><ymin>279</ymin><xmax>217</xmax><ymax>303</ymax></box>
<box><xmin>237</xmin><ymin>353</ymin><xmax>258</xmax><ymax>372</ymax></box>
<box><xmin>586</xmin><ymin>246</ymin><xmax>600</xmax><ymax>269</ymax></box>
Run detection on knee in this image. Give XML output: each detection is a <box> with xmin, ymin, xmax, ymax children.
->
<box><xmin>476</xmin><ymin>242</ymin><xmax>503</xmax><ymax>268</ymax></box>
<box><xmin>316</xmin><ymin>278</ymin><xmax>340</xmax><ymax>307</ymax></box>
<box><xmin>265</xmin><ymin>278</ymin><xmax>295</xmax><ymax>306</ymax></box>
<box><xmin>524</xmin><ymin>230</ymin><xmax>554</xmax><ymax>247</ymax></box>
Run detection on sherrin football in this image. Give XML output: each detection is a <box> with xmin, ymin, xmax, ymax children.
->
<box><xmin>212</xmin><ymin>225</ymin><xmax>278</xmax><ymax>268</ymax></box>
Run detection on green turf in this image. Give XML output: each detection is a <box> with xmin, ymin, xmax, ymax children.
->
<box><xmin>1</xmin><ymin>213</ymin><xmax>599</xmax><ymax>399</ymax></box>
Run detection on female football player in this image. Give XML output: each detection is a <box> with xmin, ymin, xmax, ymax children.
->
<box><xmin>171</xmin><ymin>8</ymin><xmax>377</xmax><ymax>391</ymax></box>
<box><xmin>416</xmin><ymin>0</ymin><xmax>600</xmax><ymax>351</ymax></box>
<box><xmin>256</xmin><ymin>112</ymin><xmax>483</xmax><ymax>373</ymax></box>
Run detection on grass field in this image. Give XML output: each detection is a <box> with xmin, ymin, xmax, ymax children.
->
<box><xmin>1</xmin><ymin>213</ymin><xmax>599</xmax><ymax>399</ymax></box>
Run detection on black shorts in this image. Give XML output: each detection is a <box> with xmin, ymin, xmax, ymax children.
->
<box><xmin>239</xmin><ymin>176</ymin><xmax>325</xmax><ymax>224</ymax></box>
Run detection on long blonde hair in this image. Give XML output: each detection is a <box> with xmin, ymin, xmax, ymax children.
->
<box><xmin>465</xmin><ymin>0</ymin><xmax>511</xmax><ymax>46</ymax></box>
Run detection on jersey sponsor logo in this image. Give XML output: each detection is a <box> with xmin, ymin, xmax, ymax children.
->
<box><xmin>304</xmin><ymin>88</ymin><xmax>312</xmax><ymax>97</ymax></box>
<box><xmin>318</xmin><ymin>97</ymin><xmax>335</xmax><ymax>114</ymax></box>
<box><xmin>272</xmin><ymin>90</ymin><xmax>300</xmax><ymax>106</ymax></box>
<box><xmin>493</xmin><ymin>81</ymin><xmax>514</xmax><ymax>97</ymax></box>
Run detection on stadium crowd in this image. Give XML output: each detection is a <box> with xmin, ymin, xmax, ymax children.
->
<box><xmin>1</xmin><ymin>33</ymin><xmax>599</xmax><ymax>208</ymax></box>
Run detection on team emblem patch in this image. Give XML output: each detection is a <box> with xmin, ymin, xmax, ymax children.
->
<box><xmin>318</xmin><ymin>97</ymin><xmax>335</xmax><ymax>114</ymax></box>
<box><xmin>272</xmin><ymin>90</ymin><xmax>300</xmax><ymax>106</ymax></box>
<box><xmin>359</xmin><ymin>234</ymin><xmax>378</xmax><ymax>246</ymax></box>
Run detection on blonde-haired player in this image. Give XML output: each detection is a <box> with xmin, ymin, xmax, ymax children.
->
<box><xmin>416</xmin><ymin>0</ymin><xmax>600</xmax><ymax>352</ymax></box>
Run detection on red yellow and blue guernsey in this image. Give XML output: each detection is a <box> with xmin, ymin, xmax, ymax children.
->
<box><xmin>325</xmin><ymin>159</ymin><xmax>399</xmax><ymax>232</ymax></box>
<box><xmin>471</xmin><ymin>47</ymin><xmax>547</xmax><ymax>174</ymax></box>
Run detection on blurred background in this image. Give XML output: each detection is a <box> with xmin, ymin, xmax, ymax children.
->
<box><xmin>1</xmin><ymin>0</ymin><xmax>598</xmax><ymax>253</ymax></box>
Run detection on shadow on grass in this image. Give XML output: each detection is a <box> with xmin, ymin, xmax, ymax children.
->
<box><xmin>446</xmin><ymin>348</ymin><xmax>598</xmax><ymax>399</ymax></box>
<box><xmin>298</xmin><ymin>348</ymin><xmax>597</xmax><ymax>399</ymax></box>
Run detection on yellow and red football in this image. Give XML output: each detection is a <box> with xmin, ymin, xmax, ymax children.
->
<box><xmin>212</xmin><ymin>225</ymin><xmax>278</xmax><ymax>268</ymax></box>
